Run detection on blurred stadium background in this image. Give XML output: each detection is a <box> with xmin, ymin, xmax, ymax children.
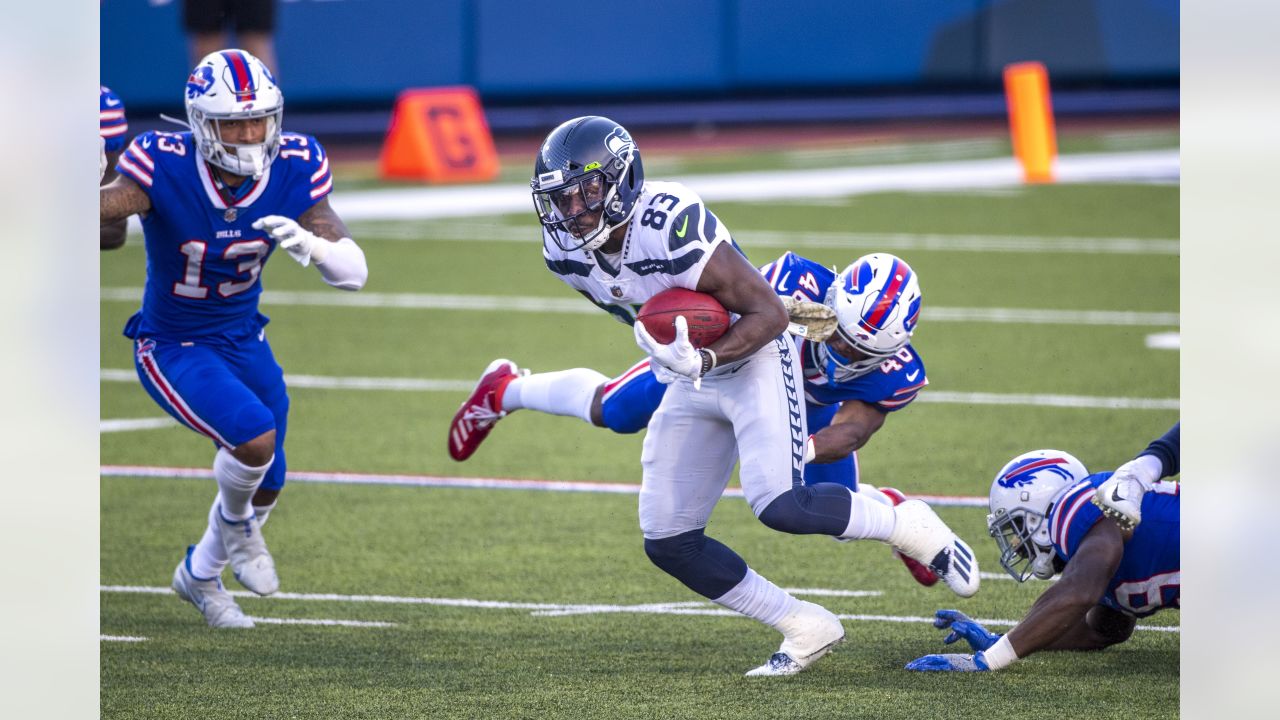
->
<box><xmin>99</xmin><ymin>2</ymin><xmax>1179</xmax><ymax>718</ymax></box>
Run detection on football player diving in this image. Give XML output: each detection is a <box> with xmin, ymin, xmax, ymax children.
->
<box><xmin>906</xmin><ymin>423</ymin><xmax>1179</xmax><ymax>672</ymax></box>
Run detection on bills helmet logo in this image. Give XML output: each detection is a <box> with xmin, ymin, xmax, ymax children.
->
<box><xmin>903</xmin><ymin>296</ymin><xmax>922</xmax><ymax>333</ymax></box>
<box><xmin>186</xmin><ymin>66</ymin><xmax>215</xmax><ymax>99</ymax></box>
<box><xmin>844</xmin><ymin>260</ymin><xmax>873</xmax><ymax>294</ymax></box>
<box><xmin>997</xmin><ymin>457</ymin><xmax>1076</xmax><ymax>488</ymax></box>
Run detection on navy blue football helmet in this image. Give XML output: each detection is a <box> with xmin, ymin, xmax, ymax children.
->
<box><xmin>531</xmin><ymin>116</ymin><xmax>645</xmax><ymax>252</ymax></box>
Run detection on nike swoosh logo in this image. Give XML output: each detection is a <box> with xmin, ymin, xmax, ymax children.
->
<box><xmin>104</xmin><ymin>97</ymin><xmax>121</xmax><ymax>107</ymax></box>
<box><xmin>906</xmin><ymin>369</ymin><xmax>920</xmax><ymax>381</ymax></box>
<box><xmin>675</xmin><ymin>216</ymin><xmax>689</xmax><ymax>238</ymax></box>
<box><xmin>1110</xmin><ymin>486</ymin><xmax>1126</xmax><ymax>502</ymax></box>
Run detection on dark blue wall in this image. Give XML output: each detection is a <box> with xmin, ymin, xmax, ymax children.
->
<box><xmin>101</xmin><ymin>0</ymin><xmax>1178</xmax><ymax>109</ymax></box>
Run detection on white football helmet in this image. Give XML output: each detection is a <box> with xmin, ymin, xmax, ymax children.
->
<box><xmin>987</xmin><ymin>449</ymin><xmax>1090</xmax><ymax>582</ymax></box>
<box><xmin>818</xmin><ymin>253</ymin><xmax>922</xmax><ymax>381</ymax></box>
<box><xmin>184</xmin><ymin>49</ymin><xmax>283</xmax><ymax>179</ymax></box>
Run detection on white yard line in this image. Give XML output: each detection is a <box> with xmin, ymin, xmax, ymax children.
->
<box><xmin>101</xmin><ymin>417</ymin><xmax>178</xmax><ymax>433</ymax></box>
<box><xmin>98</xmin><ymin>585</ymin><xmax>1178</xmax><ymax>633</ymax></box>
<box><xmin>96</xmin><ymin>465</ymin><xmax>1012</xmax><ymax>509</ymax></box>
<box><xmin>99</xmin><ymin>287</ymin><xmax>1179</xmax><ymax>327</ymax></box>
<box><xmin>248</xmin><ymin>617</ymin><xmax>397</xmax><ymax>628</ymax></box>
<box><xmin>99</xmin><ymin>368</ymin><xmax>1177</xmax><ymax>412</ymax></box>
<box><xmin>343</xmin><ymin>220</ymin><xmax>1179</xmax><ymax>256</ymax></box>
<box><xmin>325</xmin><ymin>150</ymin><xmax>1178</xmax><ymax>222</ymax></box>
<box><xmin>100</xmin><ymin>635</ymin><xmax>147</xmax><ymax>642</ymax></box>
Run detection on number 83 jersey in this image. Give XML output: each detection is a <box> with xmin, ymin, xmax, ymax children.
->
<box><xmin>116</xmin><ymin>130</ymin><xmax>333</xmax><ymax>340</ymax></box>
<box><xmin>542</xmin><ymin>181</ymin><xmax>733</xmax><ymax>323</ymax></box>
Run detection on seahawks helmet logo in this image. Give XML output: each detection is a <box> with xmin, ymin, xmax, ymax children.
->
<box><xmin>605</xmin><ymin>127</ymin><xmax>634</xmax><ymax>160</ymax></box>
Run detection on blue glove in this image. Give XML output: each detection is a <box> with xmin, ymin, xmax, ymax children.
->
<box><xmin>905</xmin><ymin>652</ymin><xmax>990</xmax><ymax>672</ymax></box>
<box><xmin>934</xmin><ymin>609</ymin><xmax>1001</xmax><ymax>652</ymax></box>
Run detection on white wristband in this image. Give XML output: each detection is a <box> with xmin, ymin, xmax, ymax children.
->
<box><xmin>981</xmin><ymin>634</ymin><xmax>1019</xmax><ymax>670</ymax></box>
<box><xmin>802</xmin><ymin>435</ymin><xmax>816</xmax><ymax>464</ymax></box>
<box><xmin>314</xmin><ymin>237</ymin><xmax>368</xmax><ymax>291</ymax></box>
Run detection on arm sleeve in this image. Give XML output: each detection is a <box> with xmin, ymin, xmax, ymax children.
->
<box><xmin>314</xmin><ymin>237</ymin><xmax>368</xmax><ymax>291</ymax></box>
<box><xmin>1138</xmin><ymin>423</ymin><xmax>1179</xmax><ymax>479</ymax></box>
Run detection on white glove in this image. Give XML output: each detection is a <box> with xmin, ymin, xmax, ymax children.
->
<box><xmin>253</xmin><ymin>215</ymin><xmax>327</xmax><ymax>267</ymax></box>
<box><xmin>99</xmin><ymin>136</ymin><xmax>107</xmax><ymax>184</ymax></box>
<box><xmin>647</xmin><ymin>360</ymin><xmax>681</xmax><ymax>385</ymax></box>
<box><xmin>634</xmin><ymin>315</ymin><xmax>704</xmax><ymax>389</ymax></box>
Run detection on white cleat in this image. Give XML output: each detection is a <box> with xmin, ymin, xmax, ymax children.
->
<box><xmin>172</xmin><ymin>547</ymin><xmax>254</xmax><ymax>629</ymax></box>
<box><xmin>1092</xmin><ymin>470</ymin><xmax>1144</xmax><ymax>531</ymax></box>
<box><xmin>745</xmin><ymin>601</ymin><xmax>845</xmax><ymax>677</ymax></box>
<box><xmin>887</xmin><ymin>500</ymin><xmax>980</xmax><ymax>598</ymax></box>
<box><xmin>216</xmin><ymin>505</ymin><xmax>279</xmax><ymax>596</ymax></box>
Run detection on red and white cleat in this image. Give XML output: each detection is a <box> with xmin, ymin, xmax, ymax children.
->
<box><xmin>447</xmin><ymin>359</ymin><xmax>524</xmax><ymax>461</ymax></box>
<box><xmin>881</xmin><ymin>487</ymin><xmax>940</xmax><ymax>587</ymax></box>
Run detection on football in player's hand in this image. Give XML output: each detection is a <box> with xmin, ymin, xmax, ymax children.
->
<box><xmin>637</xmin><ymin>288</ymin><xmax>730</xmax><ymax>348</ymax></box>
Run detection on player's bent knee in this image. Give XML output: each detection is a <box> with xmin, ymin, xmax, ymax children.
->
<box><xmin>232</xmin><ymin>429</ymin><xmax>276</xmax><ymax>467</ymax></box>
<box><xmin>757</xmin><ymin>487</ymin><xmax>849</xmax><ymax>536</ymax></box>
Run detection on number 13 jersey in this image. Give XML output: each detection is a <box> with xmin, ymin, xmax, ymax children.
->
<box><xmin>116</xmin><ymin>130</ymin><xmax>332</xmax><ymax>340</ymax></box>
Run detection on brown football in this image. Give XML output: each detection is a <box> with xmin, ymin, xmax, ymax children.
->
<box><xmin>636</xmin><ymin>288</ymin><xmax>731</xmax><ymax>348</ymax></box>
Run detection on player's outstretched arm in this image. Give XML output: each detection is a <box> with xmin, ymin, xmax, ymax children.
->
<box><xmin>807</xmin><ymin>400</ymin><xmax>886</xmax><ymax>463</ymax></box>
<box><xmin>1042</xmin><ymin>603</ymin><xmax>1137</xmax><ymax>651</ymax></box>
<box><xmin>1006</xmin><ymin>519</ymin><xmax>1126</xmax><ymax>655</ymax></box>
<box><xmin>694</xmin><ymin>242</ymin><xmax>789</xmax><ymax>365</ymax></box>
<box><xmin>100</xmin><ymin>174</ymin><xmax>151</xmax><ymax>225</ymax></box>
<box><xmin>255</xmin><ymin>198</ymin><xmax>368</xmax><ymax>291</ymax></box>
<box><xmin>906</xmin><ymin>519</ymin><xmax>1127</xmax><ymax>673</ymax></box>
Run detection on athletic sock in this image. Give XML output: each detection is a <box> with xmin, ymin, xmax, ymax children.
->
<box><xmin>253</xmin><ymin>500</ymin><xmax>277</xmax><ymax>527</ymax></box>
<box><xmin>839</xmin><ymin>490</ymin><xmax>897</xmax><ymax>541</ymax></box>
<box><xmin>190</xmin><ymin>497</ymin><xmax>278</xmax><ymax>579</ymax></box>
<box><xmin>712</xmin><ymin>568</ymin><xmax>800</xmax><ymax>629</ymax></box>
<box><xmin>501</xmin><ymin>368</ymin><xmax>607</xmax><ymax>423</ymax></box>
<box><xmin>191</xmin><ymin>495</ymin><xmax>228</xmax><ymax>579</ymax></box>
<box><xmin>214</xmin><ymin>447</ymin><xmax>272</xmax><ymax>520</ymax></box>
<box><xmin>856</xmin><ymin>483</ymin><xmax>894</xmax><ymax>507</ymax></box>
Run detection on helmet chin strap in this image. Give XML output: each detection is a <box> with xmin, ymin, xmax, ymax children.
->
<box><xmin>1029</xmin><ymin>550</ymin><xmax>1057</xmax><ymax>579</ymax></box>
<box><xmin>233</xmin><ymin>145</ymin><xmax>268</xmax><ymax>179</ymax></box>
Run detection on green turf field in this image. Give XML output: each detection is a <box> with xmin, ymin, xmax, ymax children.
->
<box><xmin>100</xmin><ymin>143</ymin><xmax>1178</xmax><ymax>718</ymax></box>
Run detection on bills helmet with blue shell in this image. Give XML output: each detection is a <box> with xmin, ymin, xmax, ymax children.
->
<box><xmin>987</xmin><ymin>450</ymin><xmax>1090</xmax><ymax>581</ymax></box>
<box><xmin>531</xmin><ymin>116</ymin><xmax>645</xmax><ymax>252</ymax></box>
<box><xmin>184</xmin><ymin>49</ymin><xmax>283</xmax><ymax>179</ymax></box>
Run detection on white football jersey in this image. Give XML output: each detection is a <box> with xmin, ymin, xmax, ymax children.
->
<box><xmin>542</xmin><ymin>181</ymin><xmax>733</xmax><ymax>325</ymax></box>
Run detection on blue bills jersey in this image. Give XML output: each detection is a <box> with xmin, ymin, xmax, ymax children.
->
<box><xmin>759</xmin><ymin>252</ymin><xmax>928</xmax><ymax>412</ymax></box>
<box><xmin>100</xmin><ymin>86</ymin><xmax>128</xmax><ymax>152</ymax></box>
<box><xmin>116</xmin><ymin>130</ymin><xmax>333</xmax><ymax>339</ymax></box>
<box><xmin>1048</xmin><ymin>474</ymin><xmax>1180</xmax><ymax>618</ymax></box>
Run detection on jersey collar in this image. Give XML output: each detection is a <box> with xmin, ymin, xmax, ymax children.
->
<box><xmin>197</xmin><ymin>156</ymin><xmax>271</xmax><ymax>210</ymax></box>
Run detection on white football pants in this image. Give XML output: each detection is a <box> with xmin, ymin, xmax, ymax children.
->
<box><xmin>639</xmin><ymin>336</ymin><xmax>806</xmax><ymax>539</ymax></box>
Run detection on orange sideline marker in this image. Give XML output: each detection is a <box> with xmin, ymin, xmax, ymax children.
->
<box><xmin>379</xmin><ymin>86</ymin><xmax>500</xmax><ymax>183</ymax></box>
<box><xmin>1003</xmin><ymin>62</ymin><xmax>1057</xmax><ymax>183</ymax></box>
